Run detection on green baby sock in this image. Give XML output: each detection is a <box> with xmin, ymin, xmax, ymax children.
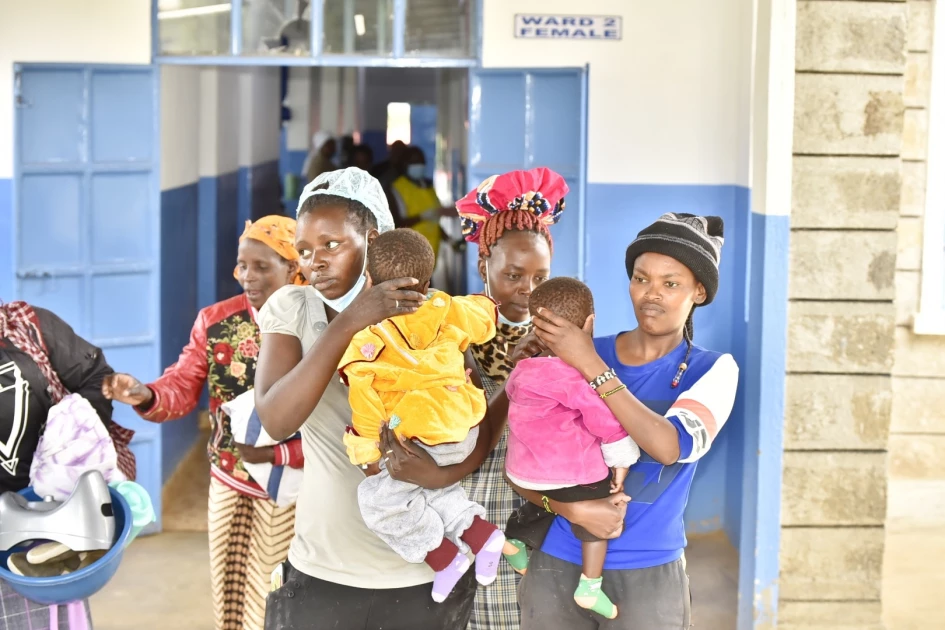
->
<box><xmin>574</xmin><ymin>574</ymin><xmax>618</xmax><ymax>620</ymax></box>
<box><xmin>502</xmin><ymin>539</ymin><xmax>528</xmax><ymax>574</ymax></box>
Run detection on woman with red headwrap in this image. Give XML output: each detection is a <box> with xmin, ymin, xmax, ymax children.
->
<box><xmin>380</xmin><ymin>169</ymin><xmax>628</xmax><ymax>630</ymax></box>
<box><xmin>103</xmin><ymin>215</ymin><xmax>306</xmax><ymax>630</ymax></box>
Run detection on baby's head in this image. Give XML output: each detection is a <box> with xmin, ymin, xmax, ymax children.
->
<box><xmin>366</xmin><ymin>228</ymin><xmax>435</xmax><ymax>295</ymax></box>
<box><xmin>529</xmin><ymin>277</ymin><xmax>594</xmax><ymax>338</ymax></box>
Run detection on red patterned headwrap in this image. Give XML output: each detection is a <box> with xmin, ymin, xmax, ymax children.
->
<box><xmin>455</xmin><ymin>168</ymin><xmax>569</xmax><ymax>258</ymax></box>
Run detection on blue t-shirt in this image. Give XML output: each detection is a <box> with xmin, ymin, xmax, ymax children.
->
<box><xmin>540</xmin><ymin>334</ymin><xmax>738</xmax><ymax>570</ymax></box>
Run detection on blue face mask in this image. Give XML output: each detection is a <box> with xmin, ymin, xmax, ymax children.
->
<box><xmin>314</xmin><ymin>234</ymin><xmax>368</xmax><ymax>313</ymax></box>
<box><xmin>484</xmin><ymin>261</ymin><xmax>532</xmax><ymax>327</ymax></box>
<box><xmin>406</xmin><ymin>163</ymin><xmax>426</xmax><ymax>182</ymax></box>
<box><xmin>498</xmin><ymin>310</ymin><xmax>531</xmax><ymax>327</ymax></box>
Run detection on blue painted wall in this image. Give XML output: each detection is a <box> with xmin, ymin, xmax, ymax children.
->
<box><xmin>160</xmin><ymin>182</ymin><xmax>201</xmax><ymax>483</ymax></box>
<box><xmin>238</xmin><ymin>159</ymin><xmax>284</xmax><ymax>229</ymax></box>
<box><xmin>737</xmin><ymin>209</ymin><xmax>790</xmax><ymax>629</ymax></box>
<box><xmin>0</xmin><ymin>179</ymin><xmax>11</xmax><ymax>300</ymax></box>
<box><xmin>582</xmin><ymin>183</ymin><xmax>750</xmax><ymax>539</ymax></box>
<box><xmin>279</xmin><ymin>127</ymin><xmax>308</xmax><ymax>210</ymax></box>
<box><xmin>361</xmin><ymin>131</ymin><xmax>389</xmax><ymax>167</ymax></box>
<box><xmin>198</xmin><ymin>170</ymin><xmax>241</xmax><ymax>308</ymax></box>
<box><xmin>724</xmin><ymin>187</ymin><xmax>751</xmax><ymax>547</ymax></box>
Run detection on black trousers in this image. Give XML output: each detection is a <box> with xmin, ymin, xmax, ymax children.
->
<box><xmin>505</xmin><ymin>474</ymin><xmax>613</xmax><ymax>547</ymax></box>
<box><xmin>264</xmin><ymin>560</ymin><xmax>476</xmax><ymax>630</ymax></box>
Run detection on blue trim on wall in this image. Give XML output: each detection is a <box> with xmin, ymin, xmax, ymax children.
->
<box><xmin>198</xmin><ymin>170</ymin><xmax>241</xmax><ymax>307</ymax></box>
<box><xmin>160</xmin><ymin>181</ymin><xmax>201</xmax><ymax>484</ymax></box>
<box><xmin>0</xmin><ymin>179</ymin><xmax>12</xmax><ymax>300</ymax></box>
<box><xmin>724</xmin><ymin>186</ymin><xmax>751</xmax><ymax>547</ymax></box>
<box><xmin>238</xmin><ymin>159</ymin><xmax>284</xmax><ymax>228</ymax></box>
<box><xmin>198</xmin><ymin>177</ymin><xmax>220</xmax><ymax>310</ymax></box>
<box><xmin>279</xmin><ymin>127</ymin><xmax>308</xmax><ymax>209</ymax></box>
<box><xmin>737</xmin><ymin>209</ymin><xmax>789</xmax><ymax>630</ymax></box>
<box><xmin>252</xmin><ymin>160</ymin><xmax>283</xmax><ymax>219</ymax></box>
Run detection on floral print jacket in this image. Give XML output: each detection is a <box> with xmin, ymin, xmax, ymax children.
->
<box><xmin>137</xmin><ymin>293</ymin><xmax>302</xmax><ymax>498</ymax></box>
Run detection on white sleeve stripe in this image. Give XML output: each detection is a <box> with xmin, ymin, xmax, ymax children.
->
<box><xmin>667</xmin><ymin>353</ymin><xmax>738</xmax><ymax>463</ymax></box>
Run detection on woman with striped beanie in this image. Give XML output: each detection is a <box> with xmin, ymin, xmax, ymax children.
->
<box><xmin>511</xmin><ymin>213</ymin><xmax>739</xmax><ymax>629</ymax></box>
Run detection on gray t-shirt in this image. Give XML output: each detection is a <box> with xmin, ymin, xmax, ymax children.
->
<box><xmin>258</xmin><ymin>284</ymin><xmax>434</xmax><ymax>589</ymax></box>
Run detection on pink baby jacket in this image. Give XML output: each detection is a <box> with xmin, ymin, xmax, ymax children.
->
<box><xmin>505</xmin><ymin>356</ymin><xmax>640</xmax><ymax>489</ymax></box>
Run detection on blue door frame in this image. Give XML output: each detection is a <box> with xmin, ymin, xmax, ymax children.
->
<box><xmin>466</xmin><ymin>67</ymin><xmax>589</xmax><ymax>291</ymax></box>
<box><xmin>10</xmin><ymin>63</ymin><xmax>163</xmax><ymax>533</ymax></box>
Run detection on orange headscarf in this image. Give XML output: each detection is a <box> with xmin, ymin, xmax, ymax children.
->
<box><xmin>233</xmin><ymin>215</ymin><xmax>306</xmax><ymax>285</ymax></box>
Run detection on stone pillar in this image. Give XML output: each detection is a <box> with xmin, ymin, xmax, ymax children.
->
<box><xmin>884</xmin><ymin>1</ymin><xmax>945</xmax><ymax>628</ymax></box>
<box><xmin>780</xmin><ymin>2</ymin><xmax>906</xmax><ymax>628</ymax></box>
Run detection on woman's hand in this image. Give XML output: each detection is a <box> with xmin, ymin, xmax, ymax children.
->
<box><xmin>101</xmin><ymin>373</ymin><xmax>153</xmax><ymax>407</ymax></box>
<box><xmin>235</xmin><ymin>444</ymin><xmax>276</xmax><ymax>465</ymax></box>
<box><xmin>555</xmin><ymin>493</ymin><xmax>630</xmax><ymax>540</ymax></box>
<box><xmin>337</xmin><ymin>277</ymin><xmax>427</xmax><ymax>334</ymax></box>
<box><xmin>508</xmin><ymin>330</ymin><xmax>547</xmax><ymax>366</ymax></box>
<box><xmin>532</xmin><ymin>308</ymin><xmax>607</xmax><ymax>380</ymax></box>
<box><xmin>378</xmin><ymin>423</ymin><xmax>447</xmax><ymax>488</ymax></box>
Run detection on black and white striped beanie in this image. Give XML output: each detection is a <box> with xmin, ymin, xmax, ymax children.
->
<box><xmin>624</xmin><ymin>213</ymin><xmax>725</xmax><ymax>305</ymax></box>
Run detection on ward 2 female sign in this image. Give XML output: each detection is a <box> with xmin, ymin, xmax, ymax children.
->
<box><xmin>514</xmin><ymin>14</ymin><xmax>623</xmax><ymax>40</ymax></box>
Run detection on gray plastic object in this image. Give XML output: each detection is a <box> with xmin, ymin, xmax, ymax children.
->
<box><xmin>0</xmin><ymin>470</ymin><xmax>115</xmax><ymax>552</ymax></box>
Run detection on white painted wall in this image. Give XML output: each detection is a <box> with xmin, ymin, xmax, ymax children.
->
<box><xmin>318</xmin><ymin>67</ymin><xmax>343</xmax><ymax>138</ymax></box>
<box><xmin>199</xmin><ymin>67</ymin><xmax>242</xmax><ymax>179</ymax></box>
<box><xmin>161</xmin><ymin>66</ymin><xmax>201</xmax><ymax>191</ymax></box>
<box><xmin>168</xmin><ymin>65</ymin><xmax>280</xmax><ymax>188</ymax></box>
<box><xmin>286</xmin><ymin>68</ymin><xmax>314</xmax><ymax>152</ymax></box>
<box><xmin>482</xmin><ymin>0</ymin><xmax>751</xmax><ymax>186</ymax></box>
<box><xmin>0</xmin><ymin>0</ymin><xmax>152</xmax><ymax>178</ymax></box>
<box><xmin>238</xmin><ymin>67</ymin><xmax>282</xmax><ymax>168</ymax></box>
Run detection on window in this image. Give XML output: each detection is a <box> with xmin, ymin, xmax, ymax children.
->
<box><xmin>405</xmin><ymin>0</ymin><xmax>474</xmax><ymax>58</ymax></box>
<box><xmin>914</xmin><ymin>3</ymin><xmax>945</xmax><ymax>335</ymax></box>
<box><xmin>323</xmin><ymin>0</ymin><xmax>394</xmax><ymax>56</ymax></box>
<box><xmin>158</xmin><ymin>0</ymin><xmax>231</xmax><ymax>56</ymax></box>
<box><xmin>155</xmin><ymin>0</ymin><xmax>478</xmax><ymax>65</ymax></box>
<box><xmin>242</xmin><ymin>0</ymin><xmax>311</xmax><ymax>56</ymax></box>
<box><xmin>386</xmin><ymin>102</ymin><xmax>411</xmax><ymax>145</ymax></box>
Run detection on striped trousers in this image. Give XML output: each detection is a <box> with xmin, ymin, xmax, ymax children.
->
<box><xmin>208</xmin><ymin>477</ymin><xmax>295</xmax><ymax>630</ymax></box>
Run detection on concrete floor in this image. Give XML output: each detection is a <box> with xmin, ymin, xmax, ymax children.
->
<box><xmin>90</xmin><ymin>439</ymin><xmax>738</xmax><ymax>629</ymax></box>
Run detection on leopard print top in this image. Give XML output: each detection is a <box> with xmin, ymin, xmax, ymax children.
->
<box><xmin>470</xmin><ymin>320</ymin><xmax>533</xmax><ymax>385</ymax></box>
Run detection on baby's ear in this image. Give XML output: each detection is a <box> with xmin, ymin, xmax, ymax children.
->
<box><xmin>421</xmin><ymin>280</ymin><xmax>432</xmax><ymax>294</ymax></box>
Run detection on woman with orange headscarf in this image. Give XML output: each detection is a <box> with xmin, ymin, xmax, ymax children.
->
<box><xmin>103</xmin><ymin>215</ymin><xmax>305</xmax><ymax>630</ymax></box>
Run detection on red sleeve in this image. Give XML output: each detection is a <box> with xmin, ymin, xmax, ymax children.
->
<box><xmin>273</xmin><ymin>439</ymin><xmax>304</xmax><ymax>468</ymax></box>
<box><xmin>137</xmin><ymin>311</ymin><xmax>210</xmax><ymax>422</ymax></box>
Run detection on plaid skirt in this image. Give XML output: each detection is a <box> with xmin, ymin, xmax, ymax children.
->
<box><xmin>0</xmin><ymin>582</ymin><xmax>92</xmax><ymax>630</ymax></box>
<box><xmin>460</xmin><ymin>372</ymin><xmax>524</xmax><ymax>630</ymax></box>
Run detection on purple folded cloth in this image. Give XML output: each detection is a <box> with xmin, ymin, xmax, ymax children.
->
<box><xmin>29</xmin><ymin>393</ymin><xmax>125</xmax><ymax>501</ymax></box>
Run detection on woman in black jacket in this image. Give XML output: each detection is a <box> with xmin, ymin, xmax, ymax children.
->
<box><xmin>0</xmin><ymin>300</ymin><xmax>135</xmax><ymax>628</ymax></box>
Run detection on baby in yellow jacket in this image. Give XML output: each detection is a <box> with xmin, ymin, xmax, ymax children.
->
<box><xmin>339</xmin><ymin>229</ymin><xmax>506</xmax><ymax>603</ymax></box>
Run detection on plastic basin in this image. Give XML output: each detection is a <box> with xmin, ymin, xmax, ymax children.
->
<box><xmin>0</xmin><ymin>487</ymin><xmax>132</xmax><ymax>605</ymax></box>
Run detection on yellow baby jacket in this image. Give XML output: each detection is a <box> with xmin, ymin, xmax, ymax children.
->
<box><xmin>339</xmin><ymin>292</ymin><xmax>497</xmax><ymax>465</ymax></box>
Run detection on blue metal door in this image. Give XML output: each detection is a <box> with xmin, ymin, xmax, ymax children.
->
<box><xmin>466</xmin><ymin>67</ymin><xmax>588</xmax><ymax>290</ymax></box>
<box><xmin>409</xmin><ymin>104</ymin><xmax>438</xmax><ymax>181</ymax></box>
<box><xmin>12</xmin><ymin>64</ymin><xmax>163</xmax><ymax>531</ymax></box>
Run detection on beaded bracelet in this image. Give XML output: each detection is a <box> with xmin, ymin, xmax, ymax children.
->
<box><xmin>541</xmin><ymin>495</ymin><xmax>556</xmax><ymax>514</ymax></box>
<box><xmin>588</xmin><ymin>368</ymin><xmax>617</xmax><ymax>391</ymax></box>
<box><xmin>599</xmin><ymin>383</ymin><xmax>627</xmax><ymax>399</ymax></box>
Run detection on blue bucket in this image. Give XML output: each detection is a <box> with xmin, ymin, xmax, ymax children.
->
<box><xmin>0</xmin><ymin>487</ymin><xmax>132</xmax><ymax>605</ymax></box>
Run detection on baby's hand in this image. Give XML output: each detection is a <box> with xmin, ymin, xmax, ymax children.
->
<box><xmin>611</xmin><ymin>467</ymin><xmax>629</xmax><ymax>494</ymax></box>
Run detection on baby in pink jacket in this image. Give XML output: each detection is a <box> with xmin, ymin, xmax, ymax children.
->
<box><xmin>503</xmin><ymin>277</ymin><xmax>640</xmax><ymax>620</ymax></box>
